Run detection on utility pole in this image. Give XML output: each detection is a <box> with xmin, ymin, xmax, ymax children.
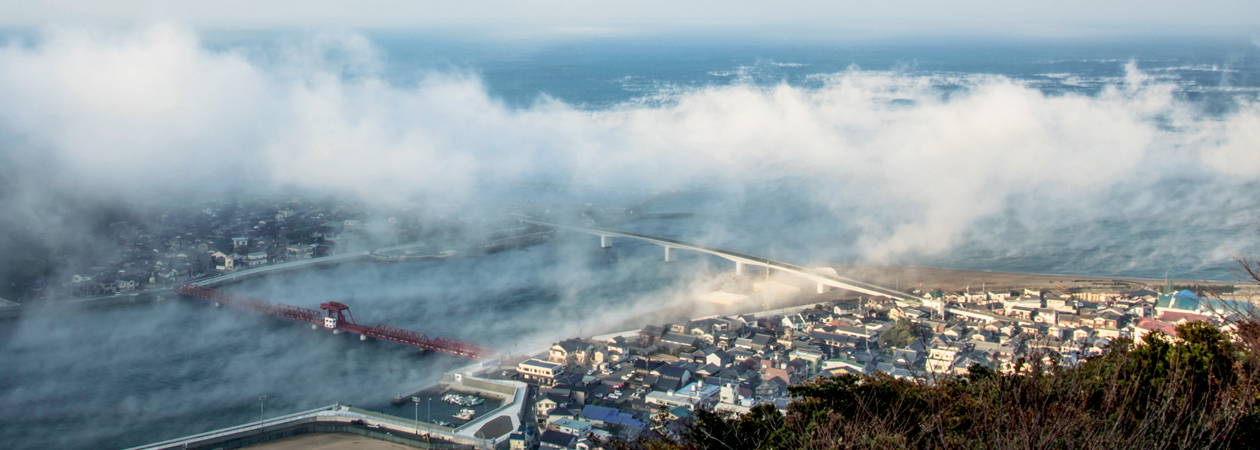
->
<box><xmin>412</xmin><ymin>396</ymin><xmax>421</xmax><ymax>437</ymax></box>
<box><xmin>258</xmin><ymin>395</ymin><xmax>267</xmax><ymax>433</ymax></box>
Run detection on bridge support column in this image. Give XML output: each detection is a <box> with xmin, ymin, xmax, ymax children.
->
<box><xmin>311</xmin><ymin>324</ymin><xmax>318</xmax><ymax>330</ymax></box>
<box><xmin>360</xmin><ymin>334</ymin><xmax>368</xmax><ymax>341</ymax></box>
<box><xmin>332</xmin><ymin>329</ymin><xmax>342</xmax><ymax>335</ymax></box>
<box><xmin>817</xmin><ymin>283</ymin><xmax>828</xmax><ymax>294</ymax></box>
<box><xmin>664</xmin><ymin>246</ymin><xmax>675</xmax><ymax>262</ymax></box>
<box><xmin>735</xmin><ymin>262</ymin><xmax>745</xmax><ymax>275</ymax></box>
<box><xmin>600</xmin><ymin>236</ymin><xmax>611</xmax><ymax>248</ymax></box>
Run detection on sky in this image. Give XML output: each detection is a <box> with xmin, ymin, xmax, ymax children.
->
<box><xmin>2</xmin><ymin>1</ymin><xmax>1259</xmax><ymax>38</ymax></box>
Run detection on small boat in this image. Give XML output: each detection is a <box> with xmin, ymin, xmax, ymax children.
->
<box><xmin>453</xmin><ymin>408</ymin><xmax>475</xmax><ymax>420</ymax></box>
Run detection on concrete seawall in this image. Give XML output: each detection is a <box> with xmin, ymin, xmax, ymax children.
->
<box><xmin>124</xmin><ymin>405</ymin><xmax>496</xmax><ymax>450</ymax></box>
<box><xmin>131</xmin><ymin>359</ymin><xmax>529</xmax><ymax>450</ymax></box>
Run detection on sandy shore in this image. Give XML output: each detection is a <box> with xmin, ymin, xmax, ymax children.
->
<box><xmin>830</xmin><ymin>265</ymin><xmax>1252</xmax><ymax>293</ymax></box>
<box><xmin>587</xmin><ymin>264</ymin><xmax>1256</xmax><ymax>335</ymax></box>
<box><xmin>833</xmin><ymin>265</ymin><xmax>1146</xmax><ymax>292</ymax></box>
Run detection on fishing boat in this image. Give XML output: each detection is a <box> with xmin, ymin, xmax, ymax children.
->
<box><xmin>453</xmin><ymin>408</ymin><xmax>476</xmax><ymax>420</ymax></box>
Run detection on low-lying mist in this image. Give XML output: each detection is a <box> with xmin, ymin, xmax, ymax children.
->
<box><xmin>0</xmin><ymin>22</ymin><xmax>1258</xmax><ymax>450</ymax></box>
<box><xmin>1</xmin><ymin>24</ymin><xmax>1256</xmax><ymax>282</ymax></box>
<box><xmin>0</xmin><ymin>228</ymin><xmax>766</xmax><ymax>449</ymax></box>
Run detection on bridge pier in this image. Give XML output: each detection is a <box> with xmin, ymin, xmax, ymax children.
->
<box><xmin>517</xmin><ymin>217</ymin><xmax>912</xmax><ymax>303</ymax></box>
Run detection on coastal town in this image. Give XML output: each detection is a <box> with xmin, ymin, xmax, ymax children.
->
<box><xmin>503</xmin><ymin>280</ymin><xmax>1248</xmax><ymax>449</ymax></box>
<box><xmin>8</xmin><ymin>196</ymin><xmax>533</xmax><ymax>304</ymax></box>
<box><xmin>5</xmin><ymin>195</ymin><xmax>1255</xmax><ymax>450</ymax></box>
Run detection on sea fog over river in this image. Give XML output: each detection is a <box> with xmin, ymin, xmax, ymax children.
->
<box><xmin>0</xmin><ymin>229</ymin><xmax>715</xmax><ymax>450</ymax></box>
<box><xmin>1</xmin><ymin>30</ymin><xmax>1259</xmax><ymax>449</ymax></box>
<box><xmin>1</xmin><ymin>185</ymin><xmax>1255</xmax><ymax>449</ymax></box>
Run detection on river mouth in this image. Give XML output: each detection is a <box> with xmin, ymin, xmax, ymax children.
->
<box><xmin>0</xmin><ymin>232</ymin><xmax>713</xmax><ymax>450</ymax></box>
<box><xmin>3</xmin><ymin>211</ymin><xmax>1252</xmax><ymax>450</ymax></box>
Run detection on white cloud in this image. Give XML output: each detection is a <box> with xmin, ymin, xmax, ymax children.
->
<box><xmin>0</xmin><ymin>24</ymin><xmax>272</xmax><ymax>187</ymax></box>
<box><xmin>0</xmin><ymin>24</ymin><xmax>1256</xmax><ymax>262</ymax></box>
<box><xmin>1200</xmin><ymin>103</ymin><xmax>1260</xmax><ymax>177</ymax></box>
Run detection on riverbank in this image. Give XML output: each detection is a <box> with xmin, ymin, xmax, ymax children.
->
<box><xmin>830</xmin><ymin>264</ymin><xmax>1251</xmax><ymax>294</ymax></box>
<box><xmin>1</xmin><ymin>231</ymin><xmax>556</xmax><ymax>321</ymax></box>
<box><xmin>557</xmin><ymin>264</ymin><xmax>1256</xmax><ymax>348</ymax></box>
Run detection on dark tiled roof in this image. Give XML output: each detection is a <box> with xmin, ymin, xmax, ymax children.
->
<box><xmin>539</xmin><ymin>430</ymin><xmax>576</xmax><ymax>447</ymax></box>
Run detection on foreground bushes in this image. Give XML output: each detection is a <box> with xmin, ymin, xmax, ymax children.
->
<box><xmin>605</xmin><ymin>320</ymin><xmax>1260</xmax><ymax>449</ymax></box>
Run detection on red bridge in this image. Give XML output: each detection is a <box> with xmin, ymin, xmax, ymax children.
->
<box><xmin>175</xmin><ymin>284</ymin><xmax>497</xmax><ymax>360</ymax></box>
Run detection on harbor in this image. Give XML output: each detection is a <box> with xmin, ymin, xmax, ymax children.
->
<box><xmin>380</xmin><ymin>387</ymin><xmax>504</xmax><ymax>429</ymax></box>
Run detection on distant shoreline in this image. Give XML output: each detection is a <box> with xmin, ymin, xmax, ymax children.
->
<box><xmin>0</xmin><ymin>231</ymin><xmax>556</xmax><ymax>320</ymax></box>
<box><xmin>828</xmin><ymin>264</ymin><xmax>1249</xmax><ymax>293</ymax></box>
<box><xmin>6</xmin><ymin>260</ymin><xmax>1251</xmax><ymax>323</ymax></box>
<box><xmin>578</xmin><ymin>264</ymin><xmax>1256</xmax><ymax>339</ymax></box>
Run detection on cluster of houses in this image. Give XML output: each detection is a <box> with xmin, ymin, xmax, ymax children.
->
<box><xmin>51</xmin><ymin>197</ymin><xmax>550</xmax><ymax>302</ymax></box>
<box><xmin>508</xmin><ymin>283</ymin><xmax>1238</xmax><ymax>449</ymax></box>
<box><xmin>57</xmin><ymin>198</ymin><xmax>343</xmax><ymax>299</ymax></box>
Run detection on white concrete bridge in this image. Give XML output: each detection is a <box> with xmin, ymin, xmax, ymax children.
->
<box><xmin>516</xmin><ymin>217</ymin><xmax>915</xmax><ymax>302</ymax></box>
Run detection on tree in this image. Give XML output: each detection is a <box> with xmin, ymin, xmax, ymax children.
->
<box><xmin>879</xmin><ymin>318</ymin><xmax>918</xmax><ymax>348</ymax></box>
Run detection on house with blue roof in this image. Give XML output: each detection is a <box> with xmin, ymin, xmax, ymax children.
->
<box><xmin>1156</xmin><ymin>290</ymin><xmax>1202</xmax><ymax>313</ymax></box>
<box><xmin>577</xmin><ymin>404</ymin><xmax>646</xmax><ymax>434</ymax></box>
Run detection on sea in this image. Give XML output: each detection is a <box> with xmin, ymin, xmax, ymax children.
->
<box><xmin>2</xmin><ymin>32</ymin><xmax>1260</xmax><ymax>449</ymax></box>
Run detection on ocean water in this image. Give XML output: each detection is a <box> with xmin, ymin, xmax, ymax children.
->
<box><xmin>366</xmin><ymin>35</ymin><xmax>1259</xmax><ymax>111</ymax></box>
<box><xmin>2</xmin><ymin>34</ymin><xmax>1260</xmax><ymax>450</ymax></box>
<box><xmin>363</xmin><ymin>33</ymin><xmax>1260</xmax><ymax>281</ymax></box>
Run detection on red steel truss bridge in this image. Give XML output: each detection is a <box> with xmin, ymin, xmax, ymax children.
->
<box><xmin>175</xmin><ymin>284</ymin><xmax>497</xmax><ymax>360</ymax></box>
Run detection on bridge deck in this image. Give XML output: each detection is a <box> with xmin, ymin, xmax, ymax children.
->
<box><xmin>516</xmin><ymin>217</ymin><xmax>915</xmax><ymax>302</ymax></box>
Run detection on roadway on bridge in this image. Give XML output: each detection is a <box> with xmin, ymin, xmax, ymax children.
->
<box><xmin>516</xmin><ymin>217</ymin><xmax>916</xmax><ymax>302</ymax></box>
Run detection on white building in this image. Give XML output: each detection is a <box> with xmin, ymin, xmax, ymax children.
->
<box><xmin>517</xmin><ymin>359</ymin><xmax>563</xmax><ymax>386</ymax></box>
